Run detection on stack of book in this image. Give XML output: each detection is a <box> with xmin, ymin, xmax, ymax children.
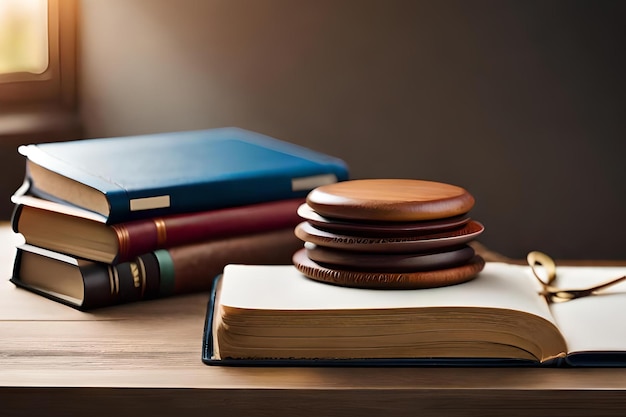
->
<box><xmin>9</xmin><ymin>127</ymin><xmax>349</xmax><ymax>310</ymax></box>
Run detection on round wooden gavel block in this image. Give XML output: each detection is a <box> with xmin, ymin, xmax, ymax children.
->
<box><xmin>306</xmin><ymin>179</ymin><xmax>475</xmax><ymax>222</ymax></box>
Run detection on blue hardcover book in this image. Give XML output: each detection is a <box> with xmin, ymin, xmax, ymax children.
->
<box><xmin>18</xmin><ymin>127</ymin><xmax>349</xmax><ymax>224</ymax></box>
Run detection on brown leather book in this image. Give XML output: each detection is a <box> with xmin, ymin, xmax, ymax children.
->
<box><xmin>10</xmin><ymin>228</ymin><xmax>303</xmax><ymax>310</ymax></box>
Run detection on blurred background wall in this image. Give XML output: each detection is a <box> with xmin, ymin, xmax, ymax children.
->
<box><xmin>5</xmin><ymin>0</ymin><xmax>625</xmax><ymax>260</ymax></box>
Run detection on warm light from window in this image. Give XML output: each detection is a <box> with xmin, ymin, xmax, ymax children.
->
<box><xmin>0</xmin><ymin>0</ymin><xmax>48</xmax><ymax>75</ymax></box>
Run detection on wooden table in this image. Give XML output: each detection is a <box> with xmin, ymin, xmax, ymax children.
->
<box><xmin>1</xmin><ymin>223</ymin><xmax>626</xmax><ymax>416</ymax></box>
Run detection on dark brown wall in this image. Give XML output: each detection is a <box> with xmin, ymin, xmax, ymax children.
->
<box><xmin>78</xmin><ymin>0</ymin><xmax>626</xmax><ymax>259</ymax></box>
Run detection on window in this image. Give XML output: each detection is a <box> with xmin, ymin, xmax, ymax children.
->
<box><xmin>0</xmin><ymin>0</ymin><xmax>80</xmax><ymax>221</ymax></box>
<box><xmin>0</xmin><ymin>0</ymin><xmax>76</xmax><ymax>108</ymax></box>
<box><xmin>0</xmin><ymin>0</ymin><xmax>48</xmax><ymax>76</ymax></box>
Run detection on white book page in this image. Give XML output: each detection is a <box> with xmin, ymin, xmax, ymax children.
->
<box><xmin>547</xmin><ymin>266</ymin><xmax>626</xmax><ymax>353</ymax></box>
<box><xmin>220</xmin><ymin>262</ymin><xmax>555</xmax><ymax>324</ymax></box>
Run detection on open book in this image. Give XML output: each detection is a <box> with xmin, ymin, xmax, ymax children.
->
<box><xmin>202</xmin><ymin>262</ymin><xmax>626</xmax><ymax>366</ymax></box>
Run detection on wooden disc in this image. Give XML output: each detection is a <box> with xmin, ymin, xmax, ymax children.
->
<box><xmin>304</xmin><ymin>243</ymin><xmax>475</xmax><ymax>272</ymax></box>
<box><xmin>306</xmin><ymin>179</ymin><xmax>475</xmax><ymax>222</ymax></box>
<box><xmin>297</xmin><ymin>203</ymin><xmax>471</xmax><ymax>237</ymax></box>
<box><xmin>293</xmin><ymin>248</ymin><xmax>485</xmax><ymax>289</ymax></box>
<box><xmin>294</xmin><ymin>220</ymin><xmax>485</xmax><ymax>253</ymax></box>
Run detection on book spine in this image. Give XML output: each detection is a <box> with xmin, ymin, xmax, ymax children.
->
<box><xmin>111</xmin><ymin>198</ymin><xmax>305</xmax><ymax>263</ymax></box>
<box><xmin>79</xmin><ymin>255</ymin><xmax>155</xmax><ymax>309</ymax></box>
<box><xmin>104</xmin><ymin>174</ymin><xmax>343</xmax><ymax>224</ymax></box>
<box><xmin>81</xmin><ymin>252</ymin><xmax>162</xmax><ymax>308</ymax></box>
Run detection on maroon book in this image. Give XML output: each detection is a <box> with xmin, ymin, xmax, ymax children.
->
<box><xmin>12</xmin><ymin>189</ymin><xmax>304</xmax><ymax>264</ymax></box>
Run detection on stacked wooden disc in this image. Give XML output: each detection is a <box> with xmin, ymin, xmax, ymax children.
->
<box><xmin>292</xmin><ymin>179</ymin><xmax>486</xmax><ymax>289</ymax></box>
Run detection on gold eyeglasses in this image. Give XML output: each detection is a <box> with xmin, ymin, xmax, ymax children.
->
<box><xmin>527</xmin><ymin>251</ymin><xmax>626</xmax><ymax>303</ymax></box>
